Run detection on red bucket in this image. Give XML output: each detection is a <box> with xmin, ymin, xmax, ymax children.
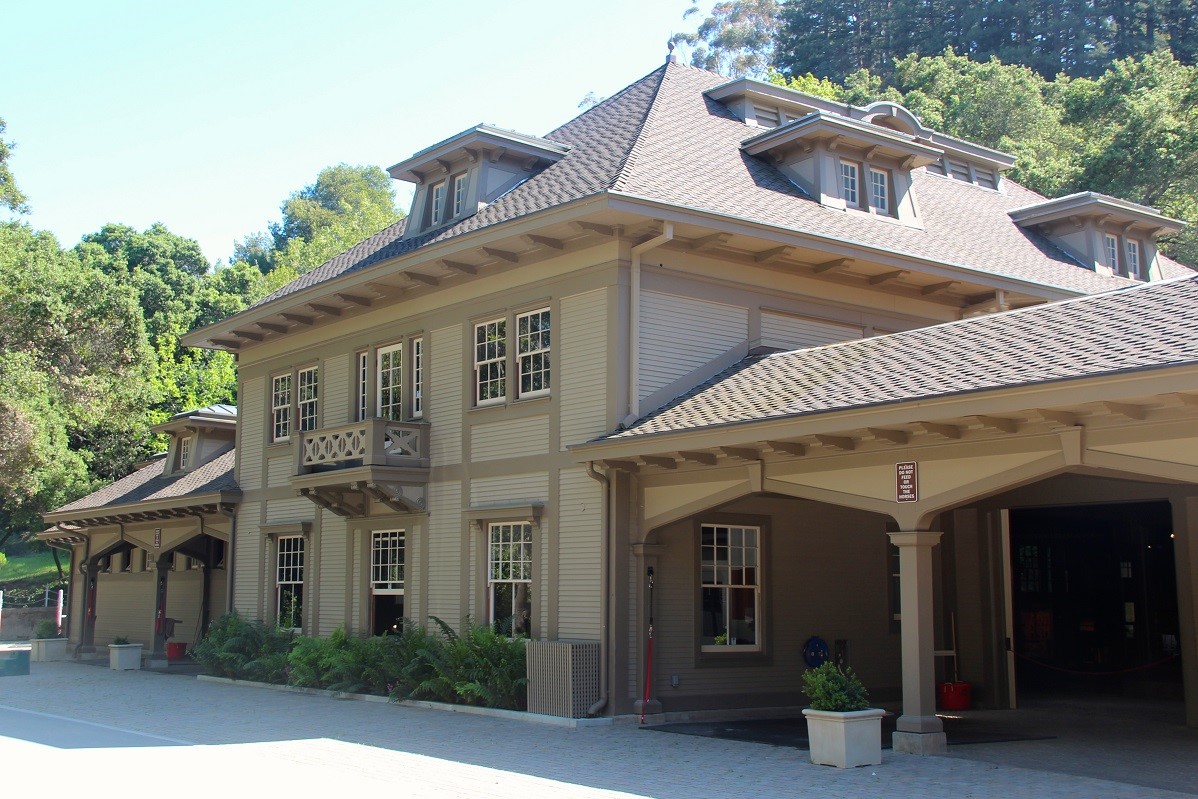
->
<box><xmin>937</xmin><ymin>681</ymin><xmax>972</xmax><ymax>710</ymax></box>
<box><xmin>166</xmin><ymin>642</ymin><xmax>187</xmax><ymax>661</ymax></box>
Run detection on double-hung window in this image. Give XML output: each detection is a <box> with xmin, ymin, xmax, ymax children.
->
<box><xmin>473</xmin><ymin>308</ymin><xmax>552</xmax><ymax>407</ymax></box>
<box><xmin>430</xmin><ymin>181</ymin><xmax>446</xmax><ymax>227</ymax></box>
<box><xmin>475</xmin><ymin>318</ymin><xmax>507</xmax><ymax>405</ymax></box>
<box><xmin>1125</xmin><ymin>239</ymin><xmax>1141</xmax><ymax>280</ymax></box>
<box><xmin>276</xmin><ymin>535</ymin><xmax>305</xmax><ymax>631</ymax></box>
<box><xmin>411</xmin><ymin>338</ymin><xmax>424</xmax><ymax>418</ymax></box>
<box><xmin>297</xmin><ymin>367</ymin><xmax>319</xmax><ymax>432</ymax></box>
<box><xmin>869</xmin><ymin>169</ymin><xmax>889</xmax><ymax>214</ymax></box>
<box><xmin>178</xmin><ymin>435</ymin><xmax>192</xmax><ymax>471</ymax></box>
<box><xmin>452</xmin><ymin>174</ymin><xmax>468</xmax><ymax>217</ymax></box>
<box><xmin>355</xmin><ymin>336</ymin><xmax>425</xmax><ymax>422</ymax></box>
<box><xmin>377</xmin><ymin>343</ymin><xmax>403</xmax><ymax>421</ymax></box>
<box><xmin>371</xmin><ymin>529</ymin><xmax>406</xmax><ymax>635</ymax></box>
<box><xmin>1105</xmin><ymin>234</ymin><xmax>1120</xmax><ymax>272</ymax></box>
<box><xmin>841</xmin><ymin>162</ymin><xmax>859</xmax><ymax>208</ymax></box>
<box><xmin>356</xmin><ymin>351</ymin><xmax>369</xmax><ymax>422</ymax></box>
<box><xmin>271</xmin><ymin>374</ymin><xmax>292</xmax><ymax>442</ymax></box>
<box><xmin>517</xmin><ymin>309</ymin><xmax>551</xmax><ymax>398</ymax></box>
<box><xmin>488</xmin><ymin>522</ymin><xmax>532</xmax><ymax>638</ymax></box>
<box><xmin>700</xmin><ymin>523</ymin><xmax>761</xmax><ymax>651</ymax></box>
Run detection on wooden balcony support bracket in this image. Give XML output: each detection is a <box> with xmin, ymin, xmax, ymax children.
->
<box><xmin>918</xmin><ymin>421</ymin><xmax>962</xmax><ymax>440</ymax></box>
<box><xmin>754</xmin><ymin>246</ymin><xmax>794</xmax><ymax>264</ymax></box>
<box><xmin>720</xmin><ymin>446</ymin><xmax>760</xmax><ymax>461</ymax></box>
<box><xmin>640</xmin><ymin>455</ymin><xmax>678</xmax><ymax>470</ymax></box>
<box><xmin>868</xmin><ymin>428</ymin><xmax>909</xmax><ymax>445</ymax></box>
<box><xmin>360</xmin><ymin>481</ymin><xmax>427</xmax><ymax>513</ymax></box>
<box><xmin>814</xmin><ymin>434</ymin><xmax>856</xmax><ymax>451</ymax></box>
<box><xmin>678</xmin><ymin>450</ymin><xmax>718</xmax><ymax>466</ymax></box>
<box><xmin>764</xmin><ymin>440</ymin><xmax>806</xmax><ymax>457</ymax></box>
<box><xmin>481</xmin><ymin>246</ymin><xmax>519</xmax><ymax>263</ymax></box>
<box><xmin>524</xmin><ymin>234</ymin><xmax>564</xmax><ymax>250</ymax></box>
<box><xmin>299</xmin><ymin>486</ymin><xmax>364</xmax><ymax>518</ymax></box>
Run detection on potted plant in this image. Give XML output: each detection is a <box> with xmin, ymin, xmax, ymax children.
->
<box><xmin>108</xmin><ymin>637</ymin><xmax>143</xmax><ymax>670</ymax></box>
<box><xmin>801</xmin><ymin>661</ymin><xmax>886</xmax><ymax>768</ymax></box>
<box><xmin>30</xmin><ymin>619</ymin><xmax>69</xmax><ymax>662</ymax></box>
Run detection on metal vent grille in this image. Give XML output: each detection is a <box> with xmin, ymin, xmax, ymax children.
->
<box><xmin>525</xmin><ymin>640</ymin><xmax>600</xmax><ymax>718</ymax></box>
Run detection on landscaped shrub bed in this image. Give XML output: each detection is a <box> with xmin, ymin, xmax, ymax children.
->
<box><xmin>192</xmin><ymin>612</ymin><xmax>528</xmax><ymax>710</ymax></box>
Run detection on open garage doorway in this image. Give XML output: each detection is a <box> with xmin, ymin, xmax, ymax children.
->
<box><xmin>1010</xmin><ymin>501</ymin><xmax>1182</xmax><ymax>700</ymax></box>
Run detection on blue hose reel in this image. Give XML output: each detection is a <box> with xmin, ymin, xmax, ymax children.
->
<box><xmin>802</xmin><ymin>635</ymin><xmax>830</xmax><ymax>667</ymax></box>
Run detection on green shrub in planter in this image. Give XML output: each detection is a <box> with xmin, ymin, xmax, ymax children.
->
<box><xmin>33</xmin><ymin>619</ymin><xmax>60</xmax><ymax>639</ymax></box>
<box><xmin>802</xmin><ymin>661</ymin><xmax>871</xmax><ymax>712</ymax></box>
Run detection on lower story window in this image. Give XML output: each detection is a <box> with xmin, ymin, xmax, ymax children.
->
<box><xmin>700</xmin><ymin>523</ymin><xmax>760</xmax><ymax>650</ymax></box>
<box><xmin>488</xmin><ymin>522</ymin><xmax>532</xmax><ymax>638</ymax></box>
<box><xmin>276</xmin><ymin>535</ymin><xmax>305</xmax><ymax>630</ymax></box>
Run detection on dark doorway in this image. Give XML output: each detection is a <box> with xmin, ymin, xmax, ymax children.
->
<box><xmin>371</xmin><ymin>594</ymin><xmax>404</xmax><ymax>636</ymax></box>
<box><xmin>1010</xmin><ymin>501</ymin><xmax>1182</xmax><ymax>699</ymax></box>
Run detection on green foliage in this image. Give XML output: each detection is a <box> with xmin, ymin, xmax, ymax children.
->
<box><xmin>409</xmin><ymin>617</ymin><xmax>528</xmax><ymax>710</ymax></box>
<box><xmin>0</xmin><ymin>118</ymin><xmax>28</xmax><ymax>215</ymax></box>
<box><xmin>672</xmin><ymin>1</ymin><xmax>783</xmax><ymax>78</ymax></box>
<box><xmin>801</xmin><ymin>661</ymin><xmax>871</xmax><ymax>711</ymax></box>
<box><xmin>191</xmin><ymin>611</ymin><xmax>295</xmax><ymax>682</ymax></box>
<box><xmin>33</xmin><ymin>619</ymin><xmax>59</xmax><ymax>639</ymax></box>
<box><xmin>0</xmin><ymin>549</ymin><xmax>61</xmax><ymax>583</ymax></box>
<box><xmin>112</xmin><ymin>636</ymin><xmax>131</xmax><ymax>645</ymax></box>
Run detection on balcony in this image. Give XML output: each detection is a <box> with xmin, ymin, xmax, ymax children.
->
<box><xmin>291</xmin><ymin>419</ymin><xmax>430</xmax><ymax>517</ymax></box>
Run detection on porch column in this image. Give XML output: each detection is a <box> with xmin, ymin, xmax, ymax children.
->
<box><xmin>80</xmin><ymin>555</ymin><xmax>102</xmax><ymax>652</ymax></box>
<box><xmin>150</xmin><ymin>553</ymin><xmax>171</xmax><ymax>664</ymax></box>
<box><xmin>631</xmin><ymin>541</ymin><xmax>665</xmax><ymax>718</ymax></box>
<box><xmin>1172</xmin><ymin>493</ymin><xmax>1198</xmax><ymax>728</ymax></box>
<box><xmin>889</xmin><ymin>530</ymin><xmax>947</xmax><ymax>755</ymax></box>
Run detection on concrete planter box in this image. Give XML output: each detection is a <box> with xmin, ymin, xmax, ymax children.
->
<box><xmin>30</xmin><ymin>638</ymin><xmax>69</xmax><ymax>662</ymax></box>
<box><xmin>802</xmin><ymin>707</ymin><xmax>886</xmax><ymax>768</ymax></box>
<box><xmin>108</xmin><ymin>643</ymin><xmax>143</xmax><ymax>670</ymax></box>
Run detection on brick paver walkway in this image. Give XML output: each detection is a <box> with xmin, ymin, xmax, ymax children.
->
<box><xmin>1</xmin><ymin>661</ymin><xmax>1194</xmax><ymax>798</ymax></box>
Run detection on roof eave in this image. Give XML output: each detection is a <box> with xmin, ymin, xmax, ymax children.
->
<box><xmin>43</xmin><ymin>488</ymin><xmax>243</xmax><ymax>527</ymax></box>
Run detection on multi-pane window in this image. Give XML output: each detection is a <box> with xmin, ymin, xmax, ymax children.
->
<box><xmin>356</xmin><ymin>351</ymin><xmax>369</xmax><ymax>422</ymax></box>
<box><xmin>371</xmin><ymin>530</ymin><xmax>405</xmax><ymax>591</ymax></box>
<box><xmin>869</xmin><ymin>169</ymin><xmax>889</xmax><ymax>213</ymax></box>
<box><xmin>276</xmin><ymin>536</ymin><xmax>305</xmax><ymax>630</ymax></box>
<box><xmin>452</xmin><ymin>174</ymin><xmax>468</xmax><ymax>217</ymax></box>
<box><xmin>297</xmin><ymin>367</ymin><xmax>319</xmax><ymax>432</ymax></box>
<box><xmin>1105</xmin><ymin>234</ymin><xmax>1120</xmax><ymax>271</ymax></box>
<box><xmin>475</xmin><ymin>319</ymin><xmax>507</xmax><ymax>405</ymax></box>
<box><xmin>1125</xmin><ymin>239</ymin><xmax>1141</xmax><ymax>279</ymax></box>
<box><xmin>271</xmin><ymin>374</ymin><xmax>292</xmax><ymax>442</ymax></box>
<box><xmin>700</xmin><ymin>524</ymin><xmax>760</xmax><ymax>650</ymax></box>
<box><xmin>517</xmin><ymin>308</ymin><xmax>551</xmax><ymax>398</ymax></box>
<box><xmin>178</xmin><ymin>435</ymin><xmax>192</xmax><ymax>470</ymax></box>
<box><xmin>841</xmin><ymin>162</ymin><xmax>859</xmax><ymax>208</ymax></box>
<box><xmin>431</xmin><ymin>181</ymin><xmax>446</xmax><ymax>226</ymax></box>
<box><xmin>377</xmin><ymin>344</ymin><xmax>403</xmax><ymax>421</ymax></box>
<box><xmin>488</xmin><ymin>522</ymin><xmax>532</xmax><ymax>638</ymax></box>
<box><xmin>411</xmin><ymin>338</ymin><xmax>424</xmax><ymax>418</ymax></box>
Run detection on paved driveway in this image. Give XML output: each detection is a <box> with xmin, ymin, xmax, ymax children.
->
<box><xmin>0</xmin><ymin>661</ymin><xmax>1195</xmax><ymax>798</ymax></box>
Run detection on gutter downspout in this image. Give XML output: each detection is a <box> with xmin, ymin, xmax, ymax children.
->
<box><xmin>585</xmin><ymin>461</ymin><xmax>611</xmax><ymax>717</ymax></box>
<box><xmin>219</xmin><ymin>504</ymin><xmax>237</xmax><ymax>615</ymax></box>
<box><xmin>626</xmin><ymin>222</ymin><xmax>674</xmax><ymax>427</ymax></box>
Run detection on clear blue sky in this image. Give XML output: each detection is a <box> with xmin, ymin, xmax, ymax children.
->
<box><xmin>5</xmin><ymin>1</ymin><xmax>699</xmax><ymax>264</ymax></box>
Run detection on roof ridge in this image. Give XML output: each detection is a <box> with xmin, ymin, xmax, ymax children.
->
<box><xmin>608</xmin><ymin>62</ymin><xmax>676</xmax><ymax>193</ymax></box>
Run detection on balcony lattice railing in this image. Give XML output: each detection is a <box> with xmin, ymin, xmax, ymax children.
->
<box><xmin>296</xmin><ymin>419</ymin><xmax>427</xmax><ymax>474</ymax></box>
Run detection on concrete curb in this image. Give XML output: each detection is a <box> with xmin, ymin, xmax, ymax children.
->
<box><xmin>195</xmin><ymin>674</ymin><xmax>613</xmax><ymax>728</ymax></box>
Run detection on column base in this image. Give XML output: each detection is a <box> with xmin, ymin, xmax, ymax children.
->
<box><xmin>892</xmin><ymin>731</ymin><xmax>948</xmax><ymax>755</ymax></box>
<box><xmin>633</xmin><ymin>699</ymin><xmax>662</xmax><ymax>717</ymax></box>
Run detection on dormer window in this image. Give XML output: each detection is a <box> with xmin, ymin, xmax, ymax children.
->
<box><xmin>870</xmin><ymin>169</ymin><xmax>889</xmax><ymax>214</ymax></box>
<box><xmin>841</xmin><ymin>162</ymin><xmax>859</xmax><ymax>208</ymax></box>
<box><xmin>430</xmin><ymin>181</ymin><xmax>446</xmax><ymax>227</ymax></box>
<box><xmin>452</xmin><ymin>173</ymin><xmax>468</xmax><ymax>217</ymax></box>
<box><xmin>1126</xmin><ymin>239</ymin><xmax>1141</xmax><ymax>280</ymax></box>
<box><xmin>1105</xmin><ymin>234</ymin><xmax>1120</xmax><ymax>270</ymax></box>
<box><xmin>178</xmin><ymin>435</ymin><xmax>192</xmax><ymax>471</ymax></box>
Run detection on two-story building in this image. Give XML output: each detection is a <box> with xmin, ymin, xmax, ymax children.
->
<box><xmin>49</xmin><ymin>57</ymin><xmax>1198</xmax><ymax>750</ymax></box>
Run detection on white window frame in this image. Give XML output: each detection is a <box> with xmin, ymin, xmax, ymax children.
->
<box><xmin>869</xmin><ymin>168</ymin><xmax>889</xmax><ymax>214</ymax></box>
<box><xmin>276</xmin><ymin>535</ymin><xmax>305</xmax><ymax>632</ymax></box>
<box><xmin>371</xmin><ymin>530</ymin><xmax>405</xmax><ymax>594</ymax></box>
<box><xmin>488</xmin><ymin>521</ymin><xmax>533</xmax><ymax>638</ymax></box>
<box><xmin>271</xmin><ymin>374</ymin><xmax>292</xmax><ymax>443</ymax></box>
<box><xmin>516</xmin><ymin>308</ymin><xmax>551</xmax><ymax>399</ymax></box>
<box><xmin>297</xmin><ymin>366</ymin><xmax>319</xmax><ymax>432</ymax></box>
<box><xmin>1105</xmin><ymin>234</ymin><xmax>1120</xmax><ymax>272</ymax></box>
<box><xmin>1125</xmin><ymin>239</ymin><xmax>1141</xmax><ymax>280</ymax></box>
<box><xmin>841</xmin><ymin>161</ymin><xmax>859</xmax><ymax>208</ymax></box>
<box><xmin>474</xmin><ymin>318</ymin><xmax>507</xmax><ymax>406</ymax></box>
<box><xmin>700</xmin><ymin>523</ymin><xmax>762</xmax><ymax>653</ymax></box>
<box><xmin>452</xmin><ymin>173</ymin><xmax>468</xmax><ymax>217</ymax></box>
<box><xmin>430</xmin><ymin>181</ymin><xmax>446</xmax><ymax>226</ymax></box>
<box><xmin>178</xmin><ymin>434</ymin><xmax>192</xmax><ymax>471</ymax></box>
<box><xmin>376</xmin><ymin>343</ymin><xmax>403</xmax><ymax>421</ymax></box>
<box><xmin>411</xmin><ymin>337</ymin><xmax>424</xmax><ymax>418</ymax></box>
<box><xmin>356</xmin><ymin>351</ymin><xmax>369</xmax><ymax>422</ymax></box>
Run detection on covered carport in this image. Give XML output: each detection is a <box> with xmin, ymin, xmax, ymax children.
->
<box><xmin>573</xmin><ymin>275</ymin><xmax>1198</xmax><ymax>752</ymax></box>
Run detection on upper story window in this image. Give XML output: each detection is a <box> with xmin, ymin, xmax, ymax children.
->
<box><xmin>1105</xmin><ymin>234</ymin><xmax>1120</xmax><ymax>271</ymax></box>
<box><xmin>356</xmin><ymin>351</ymin><xmax>369</xmax><ymax>422</ymax></box>
<box><xmin>297</xmin><ymin>367</ymin><xmax>319</xmax><ymax>432</ymax></box>
<box><xmin>356</xmin><ymin>336</ymin><xmax>425</xmax><ymax>422</ymax></box>
<box><xmin>412</xmin><ymin>338</ymin><xmax>424</xmax><ymax>418</ymax></box>
<box><xmin>377</xmin><ymin>343</ymin><xmax>403</xmax><ymax>421</ymax></box>
<box><xmin>841</xmin><ymin>162</ymin><xmax>859</xmax><ymax>208</ymax></box>
<box><xmin>869</xmin><ymin>169</ymin><xmax>889</xmax><ymax>214</ymax></box>
<box><xmin>1125</xmin><ymin>239</ymin><xmax>1142</xmax><ymax>280</ymax></box>
<box><xmin>452</xmin><ymin>174</ymin><xmax>468</xmax><ymax>217</ymax></box>
<box><xmin>271</xmin><ymin>374</ymin><xmax>292</xmax><ymax>442</ymax></box>
<box><xmin>474</xmin><ymin>307</ymin><xmax>552</xmax><ymax>407</ymax></box>
<box><xmin>430</xmin><ymin>181</ymin><xmax>446</xmax><ymax>227</ymax></box>
<box><xmin>178</xmin><ymin>435</ymin><xmax>192</xmax><ymax>471</ymax></box>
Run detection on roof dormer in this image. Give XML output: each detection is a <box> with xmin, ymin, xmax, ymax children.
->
<box><xmin>1010</xmin><ymin>193</ymin><xmax>1185</xmax><ymax>281</ymax></box>
<box><xmin>388</xmin><ymin>124</ymin><xmax>570</xmax><ymax>240</ymax></box>
<box><xmin>152</xmin><ymin>404</ymin><xmax>237</xmax><ymax>476</ymax></box>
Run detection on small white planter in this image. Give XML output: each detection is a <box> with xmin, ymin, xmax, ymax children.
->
<box><xmin>802</xmin><ymin>707</ymin><xmax>886</xmax><ymax>768</ymax></box>
<box><xmin>108</xmin><ymin>643</ymin><xmax>144</xmax><ymax>670</ymax></box>
<box><xmin>30</xmin><ymin>638</ymin><xmax>69</xmax><ymax>662</ymax></box>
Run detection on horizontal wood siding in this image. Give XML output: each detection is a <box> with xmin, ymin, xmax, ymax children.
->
<box><xmin>323</xmin><ymin>355</ymin><xmax>349</xmax><ymax>427</ymax></box>
<box><xmin>208</xmin><ymin>569</ymin><xmax>228</xmax><ymax>625</ymax></box>
<box><xmin>94</xmin><ymin>573</ymin><xmax>154</xmax><ymax>643</ymax></box>
<box><xmin>265</xmin><ymin>496</ymin><xmax>312</xmax><ymax>525</ymax></box>
<box><xmin>429</xmin><ymin>325</ymin><xmax>462</xmax><ymax>465</ymax></box>
<box><xmin>559</xmin><ymin>288</ymin><xmax>609</xmax><ymax>449</ymax></box>
<box><xmin>318</xmin><ymin>512</ymin><xmax>347</xmax><ymax>636</ymax></box>
<box><xmin>266</xmin><ymin>456</ymin><xmax>291</xmax><ymax>490</ymax></box>
<box><xmin>239</xmin><ymin>376</ymin><xmax>265</xmax><ymax>490</ymax></box>
<box><xmin>471</xmin><ymin>415</ymin><xmax>549</xmax><ymax>461</ymax></box>
<box><xmin>164</xmin><ymin>570</ymin><xmax>204</xmax><ymax>646</ymax></box>
<box><xmin>557</xmin><ymin>468</ymin><xmax>602</xmax><ymax>639</ymax></box>
<box><xmin>233</xmin><ymin>501</ymin><xmax>261</xmax><ymax>616</ymax></box>
<box><xmin>639</xmin><ymin>291</ymin><xmax>747</xmax><ymax>400</ymax></box>
<box><xmin>470</xmin><ymin>473</ymin><xmax>549</xmax><ymax>506</ymax></box>
<box><xmin>426</xmin><ymin>480</ymin><xmax>462</xmax><ymax>626</ymax></box>
<box><xmin>760</xmin><ymin>311</ymin><xmax>863</xmax><ymax>351</ymax></box>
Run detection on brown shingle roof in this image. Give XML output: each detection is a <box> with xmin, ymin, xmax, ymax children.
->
<box><xmin>250</xmin><ymin>61</ymin><xmax>1190</xmax><ymax>310</ymax></box>
<box><xmin>602</xmin><ymin>274</ymin><xmax>1198</xmax><ymax>441</ymax></box>
<box><xmin>50</xmin><ymin>449</ymin><xmax>237</xmax><ymax>516</ymax></box>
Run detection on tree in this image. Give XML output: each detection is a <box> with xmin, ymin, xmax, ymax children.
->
<box><xmin>672</xmin><ymin>1</ymin><xmax>783</xmax><ymax>77</ymax></box>
<box><xmin>0</xmin><ymin>118</ymin><xmax>29</xmax><ymax>215</ymax></box>
<box><xmin>269</xmin><ymin>164</ymin><xmax>399</xmax><ymax>253</ymax></box>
